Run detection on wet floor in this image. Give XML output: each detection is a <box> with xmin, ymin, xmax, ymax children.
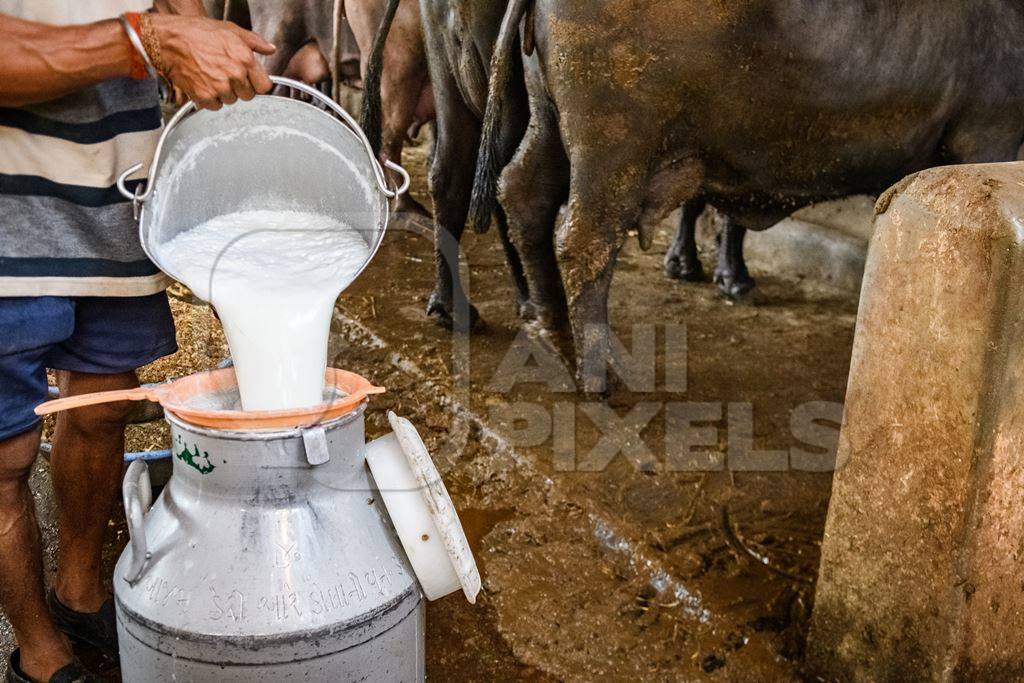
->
<box><xmin>0</xmin><ymin>135</ymin><xmax>858</xmax><ymax>681</ymax></box>
<box><xmin>333</xmin><ymin>211</ymin><xmax>855</xmax><ymax>681</ymax></box>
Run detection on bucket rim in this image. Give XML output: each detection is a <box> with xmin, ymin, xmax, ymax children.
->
<box><xmin>138</xmin><ymin>93</ymin><xmax>392</xmax><ymax>283</ymax></box>
<box><xmin>117</xmin><ymin>76</ymin><xmax>409</xmax><ymax>283</ymax></box>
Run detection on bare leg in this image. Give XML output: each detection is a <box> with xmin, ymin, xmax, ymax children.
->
<box><xmin>664</xmin><ymin>198</ymin><xmax>707</xmax><ymax>281</ymax></box>
<box><xmin>714</xmin><ymin>217</ymin><xmax>755</xmax><ymax>299</ymax></box>
<box><xmin>51</xmin><ymin>370</ymin><xmax>138</xmax><ymax>612</ymax></box>
<box><xmin>0</xmin><ymin>426</ymin><xmax>73</xmax><ymax>680</ymax></box>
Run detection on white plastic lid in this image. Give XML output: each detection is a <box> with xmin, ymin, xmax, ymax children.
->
<box><xmin>364</xmin><ymin>411</ymin><xmax>481</xmax><ymax>603</ymax></box>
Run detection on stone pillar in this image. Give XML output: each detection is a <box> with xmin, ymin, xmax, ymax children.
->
<box><xmin>807</xmin><ymin>162</ymin><xmax>1024</xmax><ymax>682</ymax></box>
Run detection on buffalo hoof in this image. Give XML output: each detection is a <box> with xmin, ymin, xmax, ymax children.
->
<box><xmin>575</xmin><ymin>365</ymin><xmax>629</xmax><ymax>398</ymax></box>
<box><xmin>714</xmin><ymin>270</ymin><xmax>757</xmax><ymax>300</ymax></box>
<box><xmin>665</xmin><ymin>254</ymin><xmax>707</xmax><ymax>282</ymax></box>
<box><xmin>427</xmin><ymin>292</ymin><xmax>480</xmax><ymax>332</ymax></box>
<box><xmin>394</xmin><ymin>193</ymin><xmax>432</xmax><ymax>219</ymax></box>
<box><xmin>522</xmin><ymin>320</ymin><xmax>576</xmax><ymax>384</ymax></box>
<box><xmin>518</xmin><ymin>298</ymin><xmax>539</xmax><ymax>322</ymax></box>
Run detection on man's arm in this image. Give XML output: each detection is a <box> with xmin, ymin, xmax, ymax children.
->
<box><xmin>154</xmin><ymin>0</ymin><xmax>208</xmax><ymax>17</ymax></box>
<box><xmin>0</xmin><ymin>15</ymin><xmax>133</xmax><ymax>107</ymax></box>
<box><xmin>0</xmin><ymin>12</ymin><xmax>274</xmax><ymax>110</ymax></box>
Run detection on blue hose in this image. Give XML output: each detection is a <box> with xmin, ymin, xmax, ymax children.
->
<box><xmin>38</xmin><ymin>440</ymin><xmax>172</xmax><ymax>462</ymax></box>
<box><xmin>124</xmin><ymin>449</ymin><xmax>172</xmax><ymax>462</ymax></box>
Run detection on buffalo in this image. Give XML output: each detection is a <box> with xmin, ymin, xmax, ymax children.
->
<box><xmin>472</xmin><ymin>0</ymin><xmax>1024</xmax><ymax>390</ymax></box>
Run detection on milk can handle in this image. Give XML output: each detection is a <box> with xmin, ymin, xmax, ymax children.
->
<box><xmin>115</xmin><ymin>76</ymin><xmax>410</xmax><ymax>215</ymax></box>
<box><xmin>122</xmin><ymin>459</ymin><xmax>153</xmax><ymax>585</ymax></box>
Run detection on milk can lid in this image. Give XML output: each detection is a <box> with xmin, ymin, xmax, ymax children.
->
<box><xmin>387</xmin><ymin>411</ymin><xmax>481</xmax><ymax>603</ymax></box>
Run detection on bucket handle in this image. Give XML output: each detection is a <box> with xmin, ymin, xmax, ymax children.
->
<box><xmin>116</xmin><ymin>76</ymin><xmax>410</xmax><ymax>217</ymax></box>
<box><xmin>122</xmin><ymin>460</ymin><xmax>153</xmax><ymax>585</ymax></box>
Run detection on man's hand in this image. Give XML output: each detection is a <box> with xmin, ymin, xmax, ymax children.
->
<box><xmin>153</xmin><ymin>0</ymin><xmax>206</xmax><ymax>105</ymax></box>
<box><xmin>0</xmin><ymin>12</ymin><xmax>274</xmax><ymax>109</ymax></box>
<box><xmin>153</xmin><ymin>0</ymin><xmax>207</xmax><ymax>17</ymax></box>
<box><xmin>150</xmin><ymin>15</ymin><xmax>275</xmax><ymax>111</ymax></box>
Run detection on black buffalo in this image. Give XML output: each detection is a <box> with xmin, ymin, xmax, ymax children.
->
<box><xmin>473</xmin><ymin>0</ymin><xmax>1024</xmax><ymax>390</ymax></box>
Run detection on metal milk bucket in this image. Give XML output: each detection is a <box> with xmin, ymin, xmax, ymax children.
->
<box><xmin>115</xmin><ymin>76</ymin><xmax>410</xmax><ymax>283</ymax></box>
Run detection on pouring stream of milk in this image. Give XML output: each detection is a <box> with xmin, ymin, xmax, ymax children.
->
<box><xmin>160</xmin><ymin>209</ymin><xmax>370</xmax><ymax>411</ymax></box>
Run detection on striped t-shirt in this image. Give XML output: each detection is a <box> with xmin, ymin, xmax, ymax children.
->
<box><xmin>0</xmin><ymin>0</ymin><xmax>169</xmax><ymax>297</ymax></box>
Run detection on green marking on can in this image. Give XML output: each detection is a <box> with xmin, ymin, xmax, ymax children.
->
<box><xmin>177</xmin><ymin>443</ymin><xmax>216</xmax><ymax>475</ymax></box>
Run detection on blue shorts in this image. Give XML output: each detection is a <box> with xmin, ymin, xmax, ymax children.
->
<box><xmin>0</xmin><ymin>294</ymin><xmax>177</xmax><ymax>440</ymax></box>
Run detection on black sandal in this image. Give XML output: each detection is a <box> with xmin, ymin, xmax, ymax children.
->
<box><xmin>45</xmin><ymin>591</ymin><xmax>118</xmax><ymax>658</ymax></box>
<box><xmin>6</xmin><ymin>650</ymin><xmax>97</xmax><ymax>683</ymax></box>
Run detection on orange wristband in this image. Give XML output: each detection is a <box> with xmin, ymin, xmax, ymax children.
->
<box><xmin>137</xmin><ymin>13</ymin><xmax>166</xmax><ymax>75</ymax></box>
<box><xmin>122</xmin><ymin>12</ymin><xmax>149</xmax><ymax>80</ymax></box>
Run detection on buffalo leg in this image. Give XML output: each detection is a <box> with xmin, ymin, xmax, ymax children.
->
<box><xmin>501</xmin><ymin>101</ymin><xmax>570</xmax><ymax>333</ymax></box>
<box><xmin>347</xmin><ymin>0</ymin><xmax>430</xmax><ymax>216</ymax></box>
<box><xmin>422</xmin><ymin>53</ymin><xmax>480</xmax><ymax>331</ymax></box>
<box><xmin>558</xmin><ymin>150</ymin><xmax>653</xmax><ymax>393</ymax></box>
<box><xmin>246</xmin><ymin>1</ymin><xmax>304</xmax><ymax>77</ymax></box>
<box><xmin>426</xmin><ymin>120</ymin><xmax>480</xmax><ymax>330</ymax></box>
<box><xmin>380</xmin><ymin>70</ymin><xmax>430</xmax><ymax>216</ymax></box>
<box><xmin>664</xmin><ymin>198</ymin><xmax>707</xmax><ymax>281</ymax></box>
<box><xmin>714</xmin><ymin>217</ymin><xmax>755</xmax><ymax>298</ymax></box>
<box><xmin>495</xmin><ymin>206</ymin><xmax>533</xmax><ymax>320</ymax></box>
<box><xmin>560</xmin><ymin>187</ymin><xmax>630</xmax><ymax>394</ymax></box>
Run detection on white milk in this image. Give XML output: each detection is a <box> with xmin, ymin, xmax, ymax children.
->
<box><xmin>159</xmin><ymin>209</ymin><xmax>370</xmax><ymax>411</ymax></box>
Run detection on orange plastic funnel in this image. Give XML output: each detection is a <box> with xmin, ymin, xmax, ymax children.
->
<box><xmin>35</xmin><ymin>367</ymin><xmax>384</xmax><ymax>430</ymax></box>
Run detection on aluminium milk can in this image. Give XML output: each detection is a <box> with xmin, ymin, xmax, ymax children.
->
<box><xmin>114</xmin><ymin>397</ymin><xmax>478</xmax><ymax>681</ymax></box>
<box><xmin>115</xmin><ymin>403</ymin><xmax>417</xmax><ymax>681</ymax></box>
